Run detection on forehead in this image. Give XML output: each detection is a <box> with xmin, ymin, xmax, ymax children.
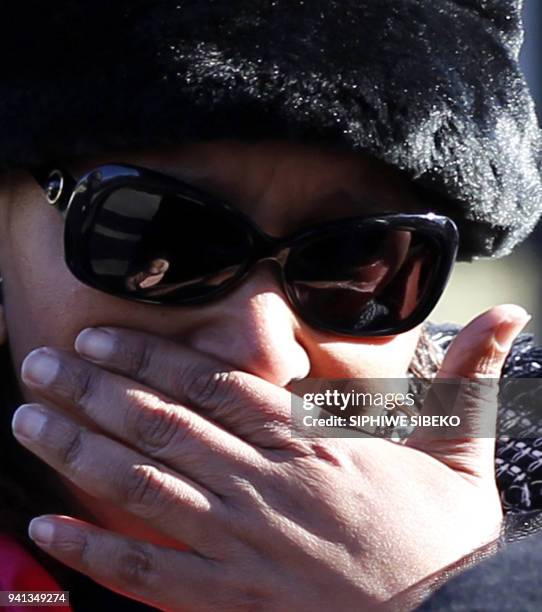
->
<box><xmin>68</xmin><ymin>140</ymin><xmax>432</xmax><ymax>233</ymax></box>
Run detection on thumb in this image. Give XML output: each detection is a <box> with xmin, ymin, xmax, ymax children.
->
<box><xmin>406</xmin><ymin>304</ymin><xmax>531</xmax><ymax>479</ymax></box>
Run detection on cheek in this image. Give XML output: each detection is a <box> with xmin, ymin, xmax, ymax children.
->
<box><xmin>308</xmin><ymin>326</ymin><xmax>422</xmax><ymax>378</ymax></box>
<box><xmin>1</xmin><ymin>201</ymin><xmax>133</xmax><ymax>375</ymax></box>
<box><xmin>3</xmin><ymin>266</ymin><xmax>111</xmax><ymax>380</ymax></box>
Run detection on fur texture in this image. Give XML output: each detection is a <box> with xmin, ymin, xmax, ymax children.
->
<box><xmin>0</xmin><ymin>1</ymin><xmax>540</xmax><ymax>259</ymax></box>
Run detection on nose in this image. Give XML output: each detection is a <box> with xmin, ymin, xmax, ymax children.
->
<box><xmin>183</xmin><ymin>262</ymin><xmax>311</xmax><ymax>387</ymax></box>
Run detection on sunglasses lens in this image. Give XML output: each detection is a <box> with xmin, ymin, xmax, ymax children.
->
<box><xmin>286</xmin><ymin>224</ymin><xmax>444</xmax><ymax>334</ymax></box>
<box><xmin>85</xmin><ymin>187</ymin><xmax>252</xmax><ymax>301</ymax></box>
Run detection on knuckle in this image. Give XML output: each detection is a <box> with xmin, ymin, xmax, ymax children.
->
<box><xmin>184</xmin><ymin>367</ymin><xmax>239</xmax><ymax>410</ymax></box>
<box><xmin>122</xmin><ymin>464</ymin><xmax>164</xmax><ymax>514</ymax></box>
<box><xmin>227</xmin><ymin>474</ymin><xmax>261</xmax><ymax>501</ymax></box>
<box><xmin>59</xmin><ymin>427</ymin><xmax>85</xmax><ymax>470</ymax></box>
<box><xmin>71</xmin><ymin>366</ymin><xmax>99</xmax><ymax>409</ymax></box>
<box><xmin>54</xmin><ymin>525</ymin><xmax>90</xmax><ymax>560</ymax></box>
<box><xmin>130</xmin><ymin>336</ymin><xmax>153</xmax><ymax>381</ymax></box>
<box><xmin>132</xmin><ymin>405</ymin><xmax>181</xmax><ymax>456</ymax></box>
<box><xmin>307</xmin><ymin>439</ymin><xmax>352</xmax><ymax>468</ymax></box>
<box><xmin>475</xmin><ymin>349</ymin><xmax>505</xmax><ymax>376</ymax></box>
<box><xmin>116</xmin><ymin>541</ymin><xmax>157</xmax><ymax>589</ymax></box>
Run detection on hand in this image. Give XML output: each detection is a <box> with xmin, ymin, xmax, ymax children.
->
<box><xmin>12</xmin><ymin>305</ymin><xmax>529</xmax><ymax>611</ymax></box>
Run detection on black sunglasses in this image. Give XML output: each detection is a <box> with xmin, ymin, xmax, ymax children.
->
<box><xmin>29</xmin><ymin>163</ymin><xmax>458</xmax><ymax>337</ymax></box>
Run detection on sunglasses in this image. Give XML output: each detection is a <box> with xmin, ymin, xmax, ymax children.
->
<box><xmin>29</xmin><ymin>163</ymin><xmax>458</xmax><ymax>337</ymax></box>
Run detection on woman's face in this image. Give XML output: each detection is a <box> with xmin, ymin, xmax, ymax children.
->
<box><xmin>0</xmin><ymin>140</ymin><xmax>431</xmax><ymax>400</ymax></box>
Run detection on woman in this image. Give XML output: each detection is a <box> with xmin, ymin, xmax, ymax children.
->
<box><xmin>0</xmin><ymin>1</ymin><xmax>541</xmax><ymax>611</ymax></box>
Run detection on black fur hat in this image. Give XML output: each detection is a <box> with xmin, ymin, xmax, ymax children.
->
<box><xmin>1</xmin><ymin>1</ymin><xmax>540</xmax><ymax>260</ymax></box>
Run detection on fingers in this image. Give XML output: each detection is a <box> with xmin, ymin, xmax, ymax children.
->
<box><xmin>11</xmin><ymin>403</ymin><xmax>227</xmax><ymax>554</ymax></box>
<box><xmin>407</xmin><ymin>304</ymin><xmax>531</xmax><ymax>478</ymax></box>
<box><xmin>437</xmin><ymin>304</ymin><xmax>531</xmax><ymax>380</ymax></box>
<box><xmin>20</xmin><ymin>347</ymin><xmax>265</xmax><ymax>493</ymax></box>
<box><xmin>27</xmin><ymin>516</ymin><xmax>221</xmax><ymax>612</ymax></box>
<box><xmin>73</xmin><ymin>326</ymin><xmax>294</xmax><ymax>448</ymax></box>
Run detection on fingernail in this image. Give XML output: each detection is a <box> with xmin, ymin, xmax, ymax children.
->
<box><xmin>28</xmin><ymin>517</ymin><xmax>55</xmax><ymax>545</ymax></box>
<box><xmin>494</xmin><ymin>308</ymin><xmax>532</xmax><ymax>352</ymax></box>
<box><xmin>12</xmin><ymin>404</ymin><xmax>47</xmax><ymax>440</ymax></box>
<box><xmin>75</xmin><ymin>328</ymin><xmax>115</xmax><ymax>361</ymax></box>
<box><xmin>21</xmin><ymin>349</ymin><xmax>59</xmax><ymax>386</ymax></box>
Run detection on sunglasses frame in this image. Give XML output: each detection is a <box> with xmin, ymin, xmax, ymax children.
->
<box><xmin>30</xmin><ymin>163</ymin><xmax>459</xmax><ymax>337</ymax></box>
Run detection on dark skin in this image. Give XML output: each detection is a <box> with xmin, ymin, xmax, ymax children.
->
<box><xmin>0</xmin><ymin>140</ymin><xmax>530</xmax><ymax>610</ymax></box>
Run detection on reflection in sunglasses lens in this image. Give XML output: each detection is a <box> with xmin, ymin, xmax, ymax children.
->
<box><xmin>88</xmin><ymin>188</ymin><xmax>251</xmax><ymax>300</ymax></box>
<box><xmin>287</xmin><ymin>226</ymin><xmax>439</xmax><ymax>332</ymax></box>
